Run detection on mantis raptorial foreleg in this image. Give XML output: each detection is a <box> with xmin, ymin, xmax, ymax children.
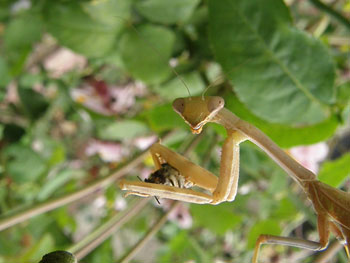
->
<box><xmin>119</xmin><ymin>96</ymin><xmax>350</xmax><ymax>262</ymax></box>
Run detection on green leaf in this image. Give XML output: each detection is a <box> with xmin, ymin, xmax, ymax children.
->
<box><xmin>0</xmin><ymin>57</ymin><xmax>11</xmax><ymax>88</ymax></box>
<box><xmin>135</xmin><ymin>0</ymin><xmax>200</xmax><ymax>24</ymax></box>
<box><xmin>318</xmin><ymin>154</ymin><xmax>350</xmax><ymax>187</ymax></box>
<box><xmin>191</xmin><ymin>202</ymin><xmax>242</xmax><ymax>235</ymax></box>
<box><xmin>271</xmin><ymin>197</ymin><xmax>299</xmax><ymax>221</ymax></box>
<box><xmin>224</xmin><ymin>94</ymin><xmax>338</xmax><ymax>148</ymax></box>
<box><xmin>337</xmin><ymin>81</ymin><xmax>350</xmax><ymax>106</ymax></box>
<box><xmin>18</xmin><ymin>87</ymin><xmax>49</xmax><ymax>120</ymax></box>
<box><xmin>96</xmin><ymin>120</ymin><xmax>149</xmax><ymax>141</ymax></box>
<box><xmin>119</xmin><ymin>24</ymin><xmax>175</xmax><ymax>84</ymax></box>
<box><xmin>209</xmin><ymin>0</ymin><xmax>335</xmax><ymax>125</ymax></box>
<box><xmin>247</xmin><ymin>220</ymin><xmax>281</xmax><ymax>249</ymax></box>
<box><xmin>142</xmin><ymin>103</ymin><xmax>187</xmax><ymax>132</ymax></box>
<box><xmin>4</xmin><ymin>13</ymin><xmax>42</xmax><ymax>50</ymax></box>
<box><xmin>3</xmin><ymin>12</ymin><xmax>42</xmax><ymax>75</ymax></box>
<box><xmin>82</xmin><ymin>0</ymin><xmax>131</xmax><ymax>28</ymax></box>
<box><xmin>37</xmin><ymin>169</ymin><xmax>77</xmax><ymax>201</ymax></box>
<box><xmin>159</xmin><ymin>231</ymin><xmax>212</xmax><ymax>263</ymax></box>
<box><xmin>20</xmin><ymin>234</ymin><xmax>55</xmax><ymax>262</ymax></box>
<box><xmin>4</xmin><ymin>144</ymin><xmax>47</xmax><ymax>183</ymax></box>
<box><xmin>153</xmin><ymin>72</ymin><xmax>205</xmax><ymax>100</ymax></box>
<box><xmin>44</xmin><ymin>2</ymin><xmax>121</xmax><ymax>57</ymax></box>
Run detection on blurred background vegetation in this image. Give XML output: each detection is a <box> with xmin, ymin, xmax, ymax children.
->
<box><xmin>0</xmin><ymin>0</ymin><xmax>349</xmax><ymax>262</ymax></box>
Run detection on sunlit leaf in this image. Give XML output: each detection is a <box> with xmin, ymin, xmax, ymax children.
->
<box><xmin>247</xmin><ymin>220</ymin><xmax>281</xmax><ymax>249</ymax></box>
<box><xmin>153</xmin><ymin>72</ymin><xmax>205</xmax><ymax>100</ymax></box>
<box><xmin>209</xmin><ymin>0</ymin><xmax>335</xmax><ymax>125</ymax></box>
<box><xmin>318</xmin><ymin>153</ymin><xmax>350</xmax><ymax>187</ymax></box>
<box><xmin>191</xmin><ymin>202</ymin><xmax>242</xmax><ymax>235</ymax></box>
<box><xmin>119</xmin><ymin>24</ymin><xmax>175</xmax><ymax>84</ymax></box>
<box><xmin>135</xmin><ymin>0</ymin><xmax>200</xmax><ymax>24</ymax></box>
<box><xmin>142</xmin><ymin>103</ymin><xmax>187</xmax><ymax>132</ymax></box>
<box><xmin>224</xmin><ymin>94</ymin><xmax>338</xmax><ymax>148</ymax></box>
<box><xmin>44</xmin><ymin>2</ymin><xmax>120</xmax><ymax>57</ymax></box>
<box><xmin>97</xmin><ymin>120</ymin><xmax>150</xmax><ymax>140</ymax></box>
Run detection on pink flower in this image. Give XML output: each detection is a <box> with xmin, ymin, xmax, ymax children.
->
<box><xmin>85</xmin><ymin>139</ymin><xmax>128</xmax><ymax>162</ymax></box>
<box><xmin>290</xmin><ymin>142</ymin><xmax>328</xmax><ymax>174</ymax></box>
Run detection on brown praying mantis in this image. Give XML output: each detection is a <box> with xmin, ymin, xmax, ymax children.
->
<box><xmin>119</xmin><ymin>95</ymin><xmax>350</xmax><ymax>262</ymax></box>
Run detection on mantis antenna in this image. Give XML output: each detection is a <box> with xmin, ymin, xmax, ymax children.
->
<box><xmin>115</xmin><ymin>16</ymin><xmax>192</xmax><ymax>98</ymax></box>
<box><xmin>201</xmin><ymin>58</ymin><xmax>253</xmax><ymax>100</ymax></box>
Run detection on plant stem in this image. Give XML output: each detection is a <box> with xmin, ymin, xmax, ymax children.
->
<box><xmin>116</xmin><ymin>134</ymin><xmax>204</xmax><ymax>263</ymax></box>
<box><xmin>118</xmin><ymin>201</ymin><xmax>180</xmax><ymax>263</ymax></box>
<box><xmin>314</xmin><ymin>241</ymin><xmax>344</xmax><ymax>263</ymax></box>
<box><xmin>309</xmin><ymin>0</ymin><xmax>350</xmax><ymax>30</ymax></box>
<box><xmin>71</xmin><ymin>198</ymin><xmax>150</xmax><ymax>260</ymax></box>
<box><xmin>0</xmin><ymin>132</ymin><xmax>173</xmax><ymax>232</ymax></box>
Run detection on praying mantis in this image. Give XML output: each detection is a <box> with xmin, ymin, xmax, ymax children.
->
<box><xmin>119</xmin><ymin>96</ymin><xmax>350</xmax><ymax>262</ymax></box>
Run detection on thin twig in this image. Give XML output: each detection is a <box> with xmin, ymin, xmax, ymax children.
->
<box><xmin>115</xmin><ymin>133</ymin><xmax>204</xmax><ymax>263</ymax></box>
<box><xmin>72</xmin><ymin>198</ymin><xmax>150</xmax><ymax>260</ymax></box>
<box><xmin>314</xmin><ymin>241</ymin><xmax>344</xmax><ymax>263</ymax></box>
<box><xmin>309</xmin><ymin>0</ymin><xmax>350</xmax><ymax>30</ymax></box>
<box><xmin>118</xmin><ymin>201</ymin><xmax>180</xmax><ymax>263</ymax></box>
<box><xmin>0</xmin><ymin>132</ymin><xmax>174</xmax><ymax>231</ymax></box>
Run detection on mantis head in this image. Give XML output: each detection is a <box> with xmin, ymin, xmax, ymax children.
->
<box><xmin>172</xmin><ymin>96</ymin><xmax>225</xmax><ymax>134</ymax></box>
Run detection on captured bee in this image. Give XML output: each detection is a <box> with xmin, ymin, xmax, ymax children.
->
<box><xmin>145</xmin><ymin>163</ymin><xmax>193</xmax><ymax>188</ymax></box>
<box><xmin>138</xmin><ymin>163</ymin><xmax>193</xmax><ymax>204</ymax></box>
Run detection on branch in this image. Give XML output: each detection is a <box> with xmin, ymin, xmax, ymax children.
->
<box><xmin>71</xmin><ymin>198</ymin><xmax>150</xmax><ymax>260</ymax></box>
<box><xmin>118</xmin><ymin>201</ymin><xmax>180</xmax><ymax>263</ymax></box>
<box><xmin>309</xmin><ymin>0</ymin><xmax>350</xmax><ymax>30</ymax></box>
<box><xmin>0</xmin><ymin>132</ymin><xmax>174</xmax><ymax>232</ymax></box>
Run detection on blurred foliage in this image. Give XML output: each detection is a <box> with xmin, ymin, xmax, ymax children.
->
<box><xmin>0</xmin><ymin>0</ymin><xmax>349</xmax><ymax>263</ymax></box>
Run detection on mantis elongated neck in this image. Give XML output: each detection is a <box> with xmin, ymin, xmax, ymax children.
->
<box><xmin>215</xmin><ymin>108</ymin><xmax>317</xmax><ymax>183</ymax></box>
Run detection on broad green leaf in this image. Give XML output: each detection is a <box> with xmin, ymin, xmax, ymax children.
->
<box><xmin>224</xmin><ymin>94</ymin><xmax>338</xmax><ymax>148</ymax></box>
<box><xmin>86</xmin><ymin>240</ymin><xmax>113</xmax><ymax>263</ymax></box>
<box><xmin>44</xmin><ymin>2</ymin><xmax>120</xmax><ymax>57</ymax></box>
<box><xmin>337</xmin><ymin>81</ymin><xmax>350</xmax><ymax>106</ymax></box>
<box><xmin>142</xmin><ymin>103</ymin><xmax>187</xmax><ymax>132</ymax></box>
<box><xmin>0</xmin><ymin>57</ymin><xmax>11</xmax><ymax>87</ymax></box>
<box><xmin>159</xmin><ymin>231</ymin><xmax>212</xmax><ymax>263</ymax></box>
<box><xmin>153</xmin><ymin>72</ymin><xmax>204</xmax><ymax>100</ymax></box>
<box><xmin>191</xmin><ymin>202</ymin><xmax>242</xmax><ymax>235</ymax></box>
<box><xmin>247</xmin><ymin>220</ymin><xmax>281</xmax><ymax>249</ymax></box>
<box><xmin>18</xmin><ymin>87</ymin><xmax>49</xmax><ymax>120</ymax></box>
<box><xmin>4</xmin><ymin>144</ymin><xmax>46</xmax><ymax>183</ymax></box>
<box><xmin>0</xmin><ymin>58</ymin><xmax>10</xmax><ymax>101</ymax></box>
<box><xmin>96</xmin><ymin>120</ymin><xmax>149</xmax><ymax>140</ymax></box>
<box><xmin>82</xmin><ymin>0</ymin><xmax>131</xmax><ymax>28</ymax></box>
<box><xmin>318</xmin><ymin>153</ymin><xmax>350</xmax><ymax>187</ymax></box>
<box><xmin>271</xmin><ymin>197</ymin><xmax>299</xmax><ymax>221</ymax></box>
<box><xmin>119</xmin><ymin>24</ymin><xmax>175</xmax><ymax>84</ymax></box>
<box><xmin>21</xmin><ymin>234</ymin><xmax>55</xmax><ymax>262</ymax></box>
<box><xmin>37</xmin><ymin>169</ymin><xmax>78</xmax><ymax>201</ymax></box>
<box><xmin>135</xmin><ymin>0</ymin><xmax>200</xmax><ymax>24</ymax></box>
<box><xmin>3</xmin><ymin>12</ymin><xmax>42</xmax><ymax>75</ymax></box>
<box><xmin>209</xmin><ymin>0</ymin><xmax>335</xmax><ymax>125</ymax></box>
<box><xmin>4</xmin><ymin>13</ymin><xmax>42</xmax><ymax>50</ymax></box>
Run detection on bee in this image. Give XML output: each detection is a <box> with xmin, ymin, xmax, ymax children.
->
<box><xmin>139</xmin><ymin>163</ymin><xmax>193</xmax><ymax>204</ymax></box>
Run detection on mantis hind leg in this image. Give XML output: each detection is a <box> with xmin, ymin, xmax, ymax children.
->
<box><xmin>252</xmin><ymin>214</ymin><xmax>330</xmax><ymax>263</ymax></box>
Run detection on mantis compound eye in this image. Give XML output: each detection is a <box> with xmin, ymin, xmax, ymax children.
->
<box><xmin>208</xmin><ymin>96</ymin><xmax>225</xmax><ymax>113</ymax></box>
<box><xmin>172</xmin><ymin>98</ymin><xmax>185</xmax><ymax>114</ymax></box>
